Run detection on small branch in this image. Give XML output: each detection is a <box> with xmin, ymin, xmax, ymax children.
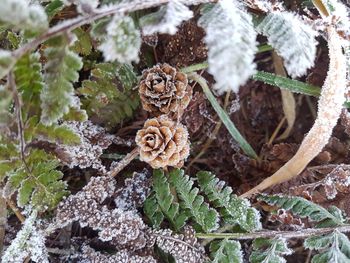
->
<box><xmin>6</xmin><ymin>199</ymin><xmax>25</xmax><ymax>223</ymax></box>
<box><xmin>0</xmin><ymin>196</ymin><xmax>6</xmax><ymax>253</ymax></box>
<box><xmin>108</xmin><ymin>147</ymin><xmax>139</xmax><ymax>177</ymax></box>
<box><xmin>197</xmin><ymin>224</ymin><xmax>350</xmax><ymax>240</ymax></box>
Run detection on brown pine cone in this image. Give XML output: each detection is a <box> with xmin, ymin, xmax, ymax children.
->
<box><xmin>138</xmin><ymin>63</ymin><xmax>192</xmax><ymax>116</ymax></box>
<box><xmin>136</xmin><ymin>115</ymin><xmax>190</xmax><ymax>169</ymax></box>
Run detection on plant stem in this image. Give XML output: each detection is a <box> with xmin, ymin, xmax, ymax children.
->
<box><xmin>6</xmin><ymin>199</ymin><xmax>25</xmax><ymax>223</ymax></box>
<box><xmin>188</xmin><ymin>72</ymin><xmax>258</xmax><ymax>159</ymax></box>
<box><xmin>108</xmin><ymin>147</ymin><xmax>139</xmax><ymax>177</ymax></box>
<box><xmin>196</xmin><ymin>224</ymin><xmax>350</xmax><ymax>240</ymax></box>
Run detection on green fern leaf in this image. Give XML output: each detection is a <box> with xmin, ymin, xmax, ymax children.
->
<box><xmin>78</xmin><ymin>62</ymin><xmax>139</xmax><ymax>128</ymax></box>
<box><xmin>144</xmin><ymin>193</ymin><xmax>164</xmax><ymax>229</ymax></box>
<box><xmin>304</xmin><ymin>230</ymin><xmax>350</xmax><ymax>263</ymax></box>
<box><xmin>210</xmin><ymin>238</ymin><xmax>243</xmax><ymax>263</ymax></box>
<box><xmin>168</xmin><ymin>169</ymin><xmax>219</xmax><ymax>233</ymax></box>
<box><xmin>40</xmin><ymin>36</ymin><xmax>83</xmax><ymax>125</ymax></box>
<box><xmin>153</xmin><ymin>169</ymin><xmax>188</xmax><ymax>231</ymax></box>
<box><xmin>71</xmin><ymin>27</ymin><xmax>92</xmax><ymax>56</ymax></box>
<box><xmin>250</xmin><ymin>238</ymin><xmax>293</xmax><ymax>263</ymax></box>
<box><xmin>258</xmin><ymin>195</ymin><xmax>346</xmax><ymax>227</ymax></box>
<box><xmin>0</xmin><ymin>49</ymin><xmax>16</xmax><ymax>79</ymax></box>
<box><xmin>197</xmin><ymin>171</ymin><xmax>261</xmax><ymax>231</ymax></box>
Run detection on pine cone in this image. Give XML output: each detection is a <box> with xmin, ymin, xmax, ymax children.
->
<box><xmin>136</xmin><ymin>115</ymin><xmax>190</xmax><ymax>169</ymax></box>
<box><xmin>139</xmin><ymin>63</ymin><xmax>192</xmax><ymax>116</ymax></box>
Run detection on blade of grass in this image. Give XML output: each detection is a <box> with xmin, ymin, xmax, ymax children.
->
<box><xmin>187</xmin><ymin>72</ymin><xmax>258</xmax><ymax>159</ymax></box>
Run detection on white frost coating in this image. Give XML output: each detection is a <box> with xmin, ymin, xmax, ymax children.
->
<box><xmin>141</xmin><ymin>0</ymin><xmax>193</xmax><ymax>35</ymax></box>
<box><xmin>0</xmin><ymin>0</ymin><xmax>48</xmax><ymax>31</ymax></box>
<box><xmin>98</xmin><ymin>15</ymin><xmax>141</xmax><ymax>63</ymax></box>
<box><xmin>2</xmin><ymin>211</ymin><xmax>49</xmax><ymax>263</ymax></box>
<box><xmin>198</xmin><ymin>0</ymin><xmax>257</xmax><ymax>94</ymax></box>
<box><xmin>257</xmin><ymin>11</ymin><xmax>318</xmax><ymax>78</ymax></box>
<box><xmin>63</xmin><ymin>0</ymin><xmax>99</xmax><ymax>13</ymax></box>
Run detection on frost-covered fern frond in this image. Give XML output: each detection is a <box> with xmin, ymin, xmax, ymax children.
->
<box><xmin>0</xmin><ymin>0</ymin><xmax>48</xmax><ymax>32</ymax></box>
<box><xmin>304</xmin><ymin>230</ymin><xmax>350</xmax><ymax>263</ymax></box>
<box><xmin>197</xmin><ymin>171</ymin><xmax>261</xmax><ymax>232</ymax></box>
<box><xmin>257</xmin><ymin>11</ymin><xmax>318</xmax><ymax>78</ymax></box>
<box><xmin>98</xmin><ymin>15</ymin><xmax>141</xmax><ymax>64</ymax></box>
<box><xmin>250</xmin><ymin>238</ymin><xmax>293</xmax><ymax>263</ymax></box>
<box><xmin>40</xmin><ymin>36</ymin><xmax>83</xmax><ymax>125</ymax></box>
<box><xmin>258</xmin><ymin>195</ymin><xmax>346</xmax><ymax>227</ymax></box>
<box><xmin>0</xmin><ymin>50</ymin><xmax>17</xmax><ymax>80</ymax></box>
<box><xmin>2</xmin><ymin>211</ymin><xmax>49</xmax><ymax>263</ymax></box>
<box><xmin>140</xmin><ymin>0</ymin><xmax>193</xmax><ymax>35</ymax></box>
<box><xmin>63</xmin><ymin>0</ymin><xmax>99</xmax><ymax>14</ymax></box>
<box><xmin>198</xmin><ymin>0</ymin><xmax>257</xmax><ymax>94</ymax></box>
<box><xmin>210</xmin><ymin>239</ymin><xmax>243</xmax><ymax>263</ymax></box>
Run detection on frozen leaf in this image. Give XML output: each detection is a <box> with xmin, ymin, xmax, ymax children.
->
<box><xmin>140</xmin><ymin>0</ymin><xmax>193</xmax><ymax>35</ymax></box>
<box><xmin>198</xmin><ymin>0</ymin><xmax>257</xmax><ymax>93</ymax></box>
<box><xmin>250</xmin><ymin>238</ymin><xmax>293</xmax><ymax>263</ymax></box>
<box><xmin>0</xmin><ymin>49</ymin><xmax>16</xmax><ymax>80</ymax></box>
<box><xmin>210</xmin><ymin>239</ymin><xmax>243</xmax><ymax>263</ymax></box>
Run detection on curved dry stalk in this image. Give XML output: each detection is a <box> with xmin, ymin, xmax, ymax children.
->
<box><xmin>241</xmin><ymin>26</ymin><xmax>347</xmax><ymax>198</ymax></box>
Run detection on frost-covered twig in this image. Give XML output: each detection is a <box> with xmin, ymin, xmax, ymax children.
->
<box><xmin>241</xmin><ymin>26</ymin><xmax>347</xmax><ymax>197</ymax></box>
<box><xmin>197</xmin><ymin>224</ymin><xmax>350</xmax><ymax>240</ymax></box>
<box><xmin>108</xmin><ymin>147</ymin><xmax>139</xmax><ymax>177</ymax></box>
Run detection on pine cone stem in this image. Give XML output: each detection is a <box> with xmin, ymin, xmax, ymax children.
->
<box><xmin>108</xmin><ymin>147</ymin><xmax>140</xmax><ymax>177</ymax></box>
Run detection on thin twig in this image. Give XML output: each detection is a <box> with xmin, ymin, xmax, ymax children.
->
<box><xmin>197</xmin><ymin>224</ymin><xmax>350</xmax><ymax>240</ymax></box>
<box><xmin>108</xmin><ymin>147</ymin><xmax>139</xmax><ymax>177</ymax></box>
<box><xmin>6</xmin><ymin>199</ymin><xmax>25</xmax><ymax>223</ymax></box>
<box><xmin>0</xmin><ymin>196</ymin><xmax>6</xmax><ymax>253</ymax></box>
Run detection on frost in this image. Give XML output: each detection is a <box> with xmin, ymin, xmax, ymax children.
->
<box><xmin>0</xmin><ymin>49</ymin><xmax>16</xmax><ymax>80</ymax></box>
<box><xmin>2</xmin><ymin>211</ymin><xmax>49</xmax><ymax>263</ymax></box>
<box><xmin>140</xmin><ymin>0</ymin><xmax>193</xmax><ymax>35</ymax></box>
<box><xmin>198</xmin><ymin>0</ymin><xmax>257</xmax><ymax>94</ymax></box>
<box><xmin>98</xmin><ymin>15</ymin><xmax>141</xmax><ymax>64</ymax></box>
<box><xmin>57</xmin><ymin>121</ymin><xmax>115</xmax><ymax>172</ymax></box>
<box><xmin>0</xmin><ymin>0</ymin><xmax>48</xmax><ymax>32</ymax></box>
<box><xmin>257</xmin><ymin>11</ymin><xmax>318</xmax><ymax>78</ymax></box>
<box><xmin>63</xmin><ymin>0</ymin><xmax>99</xmax><ymax>13</ymax></box>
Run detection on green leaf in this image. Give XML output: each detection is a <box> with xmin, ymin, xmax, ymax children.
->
<box><xmin>258</xmin><ymin>195</ymin><xmax>346</xmax><ymax>227</ymax></box>
<box><xmin>144</xmin><ymin>193</ymin><xmax>164</xmax><ymax>228</ymax></box>
<box><xmin>188</xmin><ymin>73</ymin><xmax>258</xmax><ymax>159</ymax></box>
<box><xmin>78</xmin><ymin>62</ymin><xmax>139</xmax><ymax>128</ymax></box>
<box><xmin>210</xmin><ymin>239</ymin><xmax>243</xmax><ymax>263</ymax></box>
<box><xmin>252</xmin><ymin>71</ymin><xmax>321</xmax><ymax>97</ymax></box>
<box><xmin>40</xmin><ymin>36</ymin><xmax>83</xmax><ymax>125</ymax></box>
<box><xmin>71</xmin><ymin>27</ymin><xmax>92</xmax><ymax>56</ymax></box>
<box><xmin>250</xmin><ymin>238</ymin><xmax>292</xmax><ymax>263</ymax></box>
<box><xmin>45</xmin><ymin>0</ymin><xmax>64</xmax><ymax>19</ymax></box>
<box><xmin>168</xmin><ymin>169</ymin><xmax>219</xmax><ymax>233</ymax></box>
<box><xmin>197</xmin><ymin>171</ymin><xmax>261</xmax><ymax>232</ymax></box>
<box><xmin>305</xmin><ymin>230</ymin><xmax>350</xmax><ymax>263</ymax></box>
<box><xmin>0</xmin><ymin>49</ymin><xmax>16</xmax><ymax>79</ymax></box>
<box><xmin>153</xmin><ymin>169</ymin><xmax>188</xmax><ymax>231</ymax></box>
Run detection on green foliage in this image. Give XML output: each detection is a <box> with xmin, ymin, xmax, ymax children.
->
<box><xmin>304</xmin><ymin>230</ymin><xmax>350</xmax><ymax>263</ymax></box>
<box><xmin>169</xmin><ymin>169</ymin><xmax>219</xmax><ymax>233</ymax></box>
<box><xmin>71</xmin><ymin>27</ymin><xmax>93</xmax><ymax>56</ymax></box>
<box><xmin>4</xmin><ymin>149</ymin><xmax>68</xmax><ymax>210</ymax></box>
<box><xmin>258</xmin><ymin>195</ymin><xmax>346</xmax><ymax>227</ymax></box>
<box><xmin>78</xmin><ymin>62</ymin><xmax>139</xmax><ymax>128</ymax></box>
<box><xmin>152</xmin><ymin>169</ymin><xmax>188</xmax><ymax>231</ymax></box>
<box><xmin>144</xmin><ymin>193</ymin><xmax>164</xmax><ymax>229</ymax></box>
<box><xmin>197</xmin><ymin>171</ymin><xmax>261</xmax><ymax>232</ymax></box>
<box><xmin>0</xmin><ymin>49</ymin><xmax>16</xmax><ymax>79</ymax></box>
<box><xmin>210</xmin><ymin>239</ymin><xmax>243</xmax><ymax>263</ymax></box>
<box><xmin>40</xmin><ymin>36</ymin><xmax>83</xmax><ymax>125</ymax></box>
<box><xmin>250</xmin><ymin>238</ymin><xmax>293</xmax><ymax>263</ymax></box>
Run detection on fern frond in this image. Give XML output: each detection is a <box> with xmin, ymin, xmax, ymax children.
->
<box><xmin>40</xmin><ymin>36</ymin><xmax>83</xmax><ymax>125</ymax></box>
<box><xmin>210</xmin><ymin>238</ymin><xmax>243</xmax><ymax>263</ymax></box>
<box><xmin>197</xmin><ymin>171</ymin><xmax>261</xmax><ymax>232</ymax></box>
<box><xmin>169</xmin><ymin>169</ymin><xmax>219</xmax><ymax>233</ymax></box>
<box><xmin>78</xmin><ymin>62</ymin><xmax>139</xmax><ymax>128</ymax></box>
<box><xmin>0</xmin><ymin>49</ymin><xmax>16</xmax><ymax>80</ymax></box>
<box><xmin>256</xmin><ymin>11</ymin><xmax>317</xmax><ymax>78</ymax></box>
<box><xmin>144</xmin><ymin>193</ymin><xmax>164</xmax><ymax>228</ymax></box>
<box><xmin>98</xmin><ymin>15</ymin><xmax>141</xmax><ymax>64</ymax></box>
<box><xmin>153</xmin><ymin>169</ymin><xmax>188</xmax><ymax>231</ymax></box>
<box><xmin>304</xmin><ymin>230</ymin><xmax>350</xmax><ymax>263</ymax></box>
<box><xmin>198</xmin><ymin>0</ymin><xmax>257</xmax><ymax>94</ymax></box>
<box><xmin>258</xmin><ymin>195</ymin><xmax>346</xmax><ymax>227</ymax></box>
<box><xmin>140</xmin><ymin>0</ymin><xmax>193</xmax><ymax>35</ymax></box>
<box><xmin>250</xmin><ymin>238</ymin><xmax>293</xmax><ymax>263</ymax></box>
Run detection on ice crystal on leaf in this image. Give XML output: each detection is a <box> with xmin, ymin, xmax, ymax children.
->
<box><xmin>140</xmin><ymin>0</ymin><xmax>193</xmax><ymax>35</ymax></box>
<box><xmin>257</xmin><ymin>11</ymin><xmax>318</xmax><ymax>78</ymax></box>
<box><xmin>198</xmin><ymin>0</ymin><xmax>257</xmax><ymax>94</ymax></box>
<box><xmin>98</xmin><ymin>15</ymin><xmax>141</xmax><ymax>64</ymax></box>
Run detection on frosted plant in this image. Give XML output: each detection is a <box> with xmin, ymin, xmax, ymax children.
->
<box><xmin>63</xmin><ymin>0</ymin><xmax>100</xmax><ymax>13</ymax></box>
<box><xmin>0</xmin><ymin>0</ymin><xmax>48</xmax><ymax>32</ymax></box>
<box><xmin>0</xmin><ymin>50</ymin><xmax>16</xmax><ymax>80</ymax></box>
<box><xmin>257</xmin><ymin>11</ymin><xmax>318</xmax><ymax>78</ymax></box>
<box><xmin>198</xmin><ymin>0</ymin><xmax>257</xmax><ymax>94</ymax></box>
<box><xmin>2</xmin><ymin>211</ymin><xmax>49</xmax><ymax>263</ymax></box>
<box><xmin>98</xmin><ymin>15</ymin><xmax>141</xmax><ymax>63</ymax></box>
<box><xmin>140</xmin><ymin>0</ymin><xmax>193</xmax><ymax>35</ymax></box>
